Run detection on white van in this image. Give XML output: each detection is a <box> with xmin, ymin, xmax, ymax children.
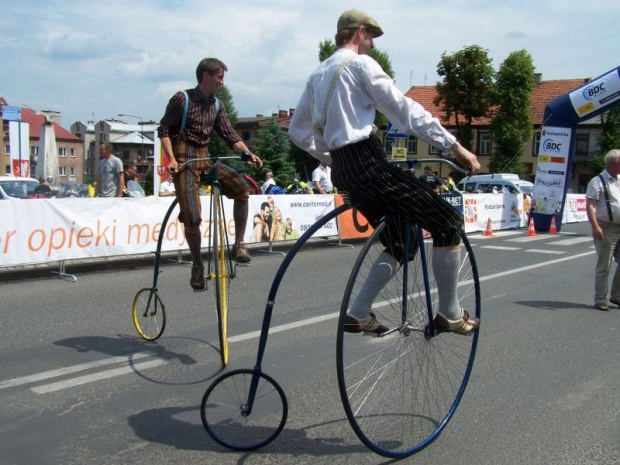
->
<box><xmin>457</xmin><ymin>174</ymin><xmax>533</xmax><ymax>195</ymax></box>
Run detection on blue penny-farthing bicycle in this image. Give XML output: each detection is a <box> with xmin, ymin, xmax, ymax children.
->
<box><xmin>199</xmin><ymin>158</ymin><xmax>481</xmax><ymax>458</ymax></box>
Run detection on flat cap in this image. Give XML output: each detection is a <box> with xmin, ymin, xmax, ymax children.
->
<box><xmin>337</xmin><ymin>9</ymin><xmax>383</xmax><ymax>38</ymax></box>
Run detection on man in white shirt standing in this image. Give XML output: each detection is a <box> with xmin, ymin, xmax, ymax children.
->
<box><xmin>261</xmin><ymin>170</ymin><xmax>276</xmax><ymax>195</ymax></box>
<box><xmin>159</xmin><ymin>172</ymin><xmax>176</xmax><ymax>197</ymax></box>
<box><xmin>311</xmin><ymin>161</ymin><xmax>333</xmax><ymax>194</ymax></box>
<box><xmin>289</xmin><ymin>9</ymin><xmax>481</xmax><ymax>336</ymax></box>
<box><xmin>585</xmin><ymin>149</ymin><xmax>620</xmax><ymax>311</ymax></box>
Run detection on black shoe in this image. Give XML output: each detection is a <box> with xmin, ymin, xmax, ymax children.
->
<box><xmin>190</xmin><ymin>264</ymin><xmax>205</xmax><ymax>290</ymax></box>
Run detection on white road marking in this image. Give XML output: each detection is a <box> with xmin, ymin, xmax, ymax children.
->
<box><xmin>526</xmin><ymin>249</ymin><xmax>566</xmax><ymax>255</ymax></box>
<box><xmin>30</xmin><ymin>360</ymin><xmax>167</xmax><ymax>394</ymax></box>
<box><xmin>546</xmin><ymin>237</ymin><xmax>592</xmax><ymax>246</ymax></box>
<box><xmin>507</xmin><ymin>235</ymin><xmax>558</xmax><ymax>242</ymax></box>
<box><xmin>2</xmin><ymin>249</ymin><xmax>596</xmax><ymax>395</ymax></box>
<box><xmin>480</xmin><ymin>246</ymin><xmax>522</xmax><ymax>250</ymax></box>
<box><xmin>0</xmin><ymin>353</ymin><xmax>153</xmax><ymax>390</ymax></box>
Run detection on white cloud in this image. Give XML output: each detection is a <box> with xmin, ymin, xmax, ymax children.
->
<box><xmin>1</xmin><ymin>0</ymin><xmax>618</xmax><ymax>127</ymax></box>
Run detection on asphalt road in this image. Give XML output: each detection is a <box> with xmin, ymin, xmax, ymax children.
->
<box><xmin>1</xmin><ymin>222</ymin><xmax>619</xmax><ymax>465</ymax></box>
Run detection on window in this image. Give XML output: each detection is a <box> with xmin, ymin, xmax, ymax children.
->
<box><xmin>429</xmin><ymin>144</ymin><xmax>440</xmax><ymax>155</ymax></box>
<box><xmin>70</xmin><ymin>148</ymin><xmax>76</xmax><ymax>158</ymax></box>
<box><xmin>59</xmin><ymin>167</ymin><xmax>66</xmax><ymax>177</ymax></box>
<box><xmin>384</xmin><ymin>137</ymin><xmax>394</xmax><ymax>153</ymax></box>
<box><xmin>407</xmin><ymin>136</ymin><xmax>417</xmax><ymax>154</ymax></box>
<box><xmin>70</xmin><ymin>167</ymin><xmax>76</xmax><ymax>177</ymax></box>
<box><xmin>58</xmin><ymin>148</ymin><xmax>67</xmax><ymax>157</ymax></box>
<box><xmin>5</xmin><ymin>145</ymin><xmax>10</xmax><ymax>154</ymax></box>
<box><xmin>478</xmin><ymin>133</ymin><xmax>491</xmax><ymax>155</ymax></box>
<box><xmin>575</xmin><ymin>134</ymin><xmax>589</xmax><ymax>157</ymax></box>
<box><xmin>533</xmin><ymin>133</ymin><xmax>541</xmax><ymax>156</ymax></box>
<box><xmin>30</xmin><ymin>146</ymin><xmax>38</xmax><ymax>157</ymax></box>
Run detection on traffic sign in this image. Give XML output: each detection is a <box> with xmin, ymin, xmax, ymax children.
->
<box><xmin>386</xmin><ymin>121</ymin><xmax>408</xmax><ymax>139</ymax></box>
<box><xmin>391</xmin><ymin>147</ymin><xmax>407</xmax><ymax>160</ymax></box>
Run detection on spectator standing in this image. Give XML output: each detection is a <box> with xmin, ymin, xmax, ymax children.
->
<box><xmin>34</xmin><ymin>177</ymin><xmax>52</xmax><ymax>194</ymax></box>
<box><xmin>261</xmin><ymin>170</ymin><xmax>276</xmax><ymax>194</ymax></box>
<box><xmin>159</xmin><ymin>172</ymin><xmax>176</xmax><ymax>197</ymax></box>
<box><xmin>312</xmin><ymin>161</ymin><xmax>333</xmax><ymax>193</ymax></box>
<box><xmin>122</xmin><ymin>164</ymin><xmax>138</xmax><ymax>197</ymax></box>
<box><xmin>419</xmin><ymin>166</ymin><xmax>442</xmax><ymax>192</ymax></box>
<box><xmin>585</xmin><ymin>149</ymin><xmax>620</xmax><ymax>311</ymax></box>
<box><xmin>97</xmin><ymin>142</ymin><xmax>124</xmax><ymax>197</ymax></box>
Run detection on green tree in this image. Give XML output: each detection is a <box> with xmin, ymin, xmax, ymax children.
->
<box><xmin>590</xmin><ymin>107</ymin><xmax>620</xmax><ymax>173</ymax></box>
<box><xmin>254</xmin><ymin>117</ymin><xmax>297</xmax><ymax>187</ymax></box>
<box><xmin>488</xmin><ymin>50</ymin><xmax>535</xmax><ymax>174</ymax></box>
<box><xmin>290</xmin><ymin>143</ymin><xmax>318</xmax><ymax>183</ymax></box>
<box><xmin>434</xmin><ymin>45</ymin><xmax>495</xmax><ymax>150</ymax></box>
<box><xmin>209</xmin><ymin>85</ymin><xmax>238</xmax><ymax>157</ymax></box>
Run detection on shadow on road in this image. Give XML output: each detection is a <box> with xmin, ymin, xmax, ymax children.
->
<box><xmin>53</xmin><ymin>334</ymin><xmax>224</xmax><ymax>385</ymax></box>
<box><xmin>127</xmin><ymin>405</ymin><xmax>398</xmax><ymax>464</ymax></box>
<box><xmin>514</xmin><ymin>300</ymin><xmax>593</xmax><ymax>311</ymax></box>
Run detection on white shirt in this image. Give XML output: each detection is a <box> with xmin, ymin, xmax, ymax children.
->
<box><xmin>586</xmin><ymin>169</ymin><xmax>620</xmax><ymax>223</ymax></box>
<box><xmin>159</xmin><ymin>180</ymin><xmax>175</xmax><ymax>195</ymax></box>
<box><xmin>261</xmin><ymin>177</ymin><xmax>276</xmax><ymax>194</ymax></box>
<box><xmin>289</xmin><ymin>48</ymin><xmax>456</xmax><ymax>162</ymax></box>
<box><xmin>312</xmin><ymin>164</ymin><xmax>333</xmax><ymax>192</ymax></box>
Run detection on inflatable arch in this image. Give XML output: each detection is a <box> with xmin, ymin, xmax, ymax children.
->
<box><xmin>531</xmin><ymin>65</ymin><xmax>620</xmax><ymax>231</ymax></box>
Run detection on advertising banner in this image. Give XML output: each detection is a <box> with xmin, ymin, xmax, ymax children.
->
<box><xmin>562</xmin><ymin>194</ymin><xmax>588</xmax><ymax>223</ymax></box>
<box><xmin>0</xmin><ymin>195</ymin><xmax>338</xmax><ymax>267</ymax></box>
<box><xmin>462</xmin><ymin>194</ymin><xmax>524</xmax><ymax>233</ymax></box>
<box><xmin>569</xmin><ymin>68</ymin><xmax>620</xmax><ymax>118</ymax></box>
<box><xmin>333</xmin><ymin>195</ymin><xmax>374</xmax><ymax>239</ymax></box>
<box><xmin>531</xmin><ymin>126</ymin><xmax>572</xmax><ymax>216</ymax></box>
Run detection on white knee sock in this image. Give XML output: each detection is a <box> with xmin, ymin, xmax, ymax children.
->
<box><xmin>349</xmin><ymin>251</ymin><xmax>399</xmax><ymax>319</ymax></box>
<box><xmin>432</xmin><ymin>248</ymin><xmax>461</xmax><ymax>320</ymax></box>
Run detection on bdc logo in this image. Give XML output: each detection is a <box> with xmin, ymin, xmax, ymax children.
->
<box><xmin>582</xmin><ymin>82</ymin><xmax>606</xmax><ymax>101</ymax></box>
<box><xmin>543</xmin><ymin>139</ymin><xmax>562</xmax><ymax>152</ymax></box>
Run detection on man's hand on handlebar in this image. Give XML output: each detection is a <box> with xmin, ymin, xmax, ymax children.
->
<box><xmin>242</xmin><ymin>150</ymin><xmax>263</xmax><ymax>170</ymax></box>
<box><xmin>167</xmin><ymin>159</ymin><xmax>179</xmax><ymax>173</ymax></box>
<box><xmin>451</xmin><ymin>143</ymin><xmax>480</xmax><ymax>175</ymax></box>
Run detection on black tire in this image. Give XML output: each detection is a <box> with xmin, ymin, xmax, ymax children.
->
<box><xmin>337</xmin><ymin>221</ymin><xmax>480</xmax><ymax>458</ymax></box>
<box><xmin>201</xmin><ymin>369</ymin><xmax>288</xmax><ymax>451</ymax></box>
<box><xmin>132</xmin><ymin>288</ymin><xmax>166</xmax><ymax>341</ymax></box>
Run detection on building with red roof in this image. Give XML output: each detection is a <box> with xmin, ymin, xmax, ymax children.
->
<box><xmin>1</xmin><ymin>101</ymin><xmax>85</xmax><ymax>185</ymax></box>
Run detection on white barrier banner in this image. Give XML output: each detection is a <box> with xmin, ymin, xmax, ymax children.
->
<box><xmin>0</xmin><ymin>195</ymin><xmax>337</xmax><ymax>267</ymax></box>
<box><xmin>462</xmin><ymin>193</ymin><xmax>524</xmax><ymax>233</ymax></box>
<box><xmin>562</xmin><ymin>194</ymin><xmax>588</xmax><ymax>223</ymax></box>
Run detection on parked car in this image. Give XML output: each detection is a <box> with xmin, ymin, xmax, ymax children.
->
<box><xmin>0</xmin><ymin>176</ymin><xmax>40</xmax><ymax>199</ymax></box>
<box><xmin>457</xmin><ymin>173</ymin><xmax>534</xmax><ymax>195</ymax></box>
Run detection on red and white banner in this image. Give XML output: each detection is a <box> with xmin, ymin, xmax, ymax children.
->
<box><xmin>0</xmin><ymin>195</ymin><xmax>337</xmax><ymax>267</ymax></box>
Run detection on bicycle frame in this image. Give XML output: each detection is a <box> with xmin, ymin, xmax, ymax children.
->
<box><xmin>241</xmin><ymin>157</ymin><xmax>469</xmax><ymax>414</ymax></box>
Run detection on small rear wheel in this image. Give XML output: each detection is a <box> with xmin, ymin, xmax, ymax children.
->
<box><xmin>201</xmin><ymin>369</ymin><xmax>288</xmax><ymax>451</ymax></box>
<box><xmin>132</xmin><ymin>288</ymin><xmax>166</xmax><ymax>341</ymax></box>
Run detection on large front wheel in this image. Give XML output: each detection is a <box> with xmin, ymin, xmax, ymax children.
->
<box><xmin>212</xmin><ymin>188</ymin><xmax>230</xmax><ymax>367</ymax></box>
<box><xmin>201</xmin><ymin>369</ymin><xmax>288</xmax><ymax>451</ymax></box>
<box><xmin>337</xmin><ymin>222</ymin><xmax>480</xmax><ymax>458</ymax></box>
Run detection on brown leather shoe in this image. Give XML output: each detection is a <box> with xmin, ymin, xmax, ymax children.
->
<box><xmin>232</xmin><ymin>242</ymin><xmax>251</xmax><ymax>263</ymax></box>
<box><xmin>594</xmin><ymin>303</ymin><xmax>609</xmax><ymax>311</ymax></box>
<box><xmin>433</xmin><ymin>310</ymin><xmax>480</xmax><ymax>335</ymax></box>
<box><xmin>190</xmin><ymin>264</ymin><xmax>205</xmax><ymax>290</ymax></box>
<box><xmin>344</xmin><ymin>312</ymin><xmax>388</xmax><ymax>335</ymax></box>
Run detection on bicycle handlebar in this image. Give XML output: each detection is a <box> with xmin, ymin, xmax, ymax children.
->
<box><xmin>391</xmin><ymin>157</ymin><xmax>469</xmax><ymax>175</ymax></box>
<box><xmin>170</xmin><ymin>154</ymin><xmax>254</xmax><ymax>173</ymax></box>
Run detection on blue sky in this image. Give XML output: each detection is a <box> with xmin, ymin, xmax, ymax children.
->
<box><xmin>1</xmin><ymin>0</ymin><xmax>617</xmax><ymax>129</ymax></box>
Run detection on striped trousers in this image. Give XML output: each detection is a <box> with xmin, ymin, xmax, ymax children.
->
<box><xmin>330</xmin><ymin>135</ymin><xmax>462</xmax><ymax>248</ymax></box>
